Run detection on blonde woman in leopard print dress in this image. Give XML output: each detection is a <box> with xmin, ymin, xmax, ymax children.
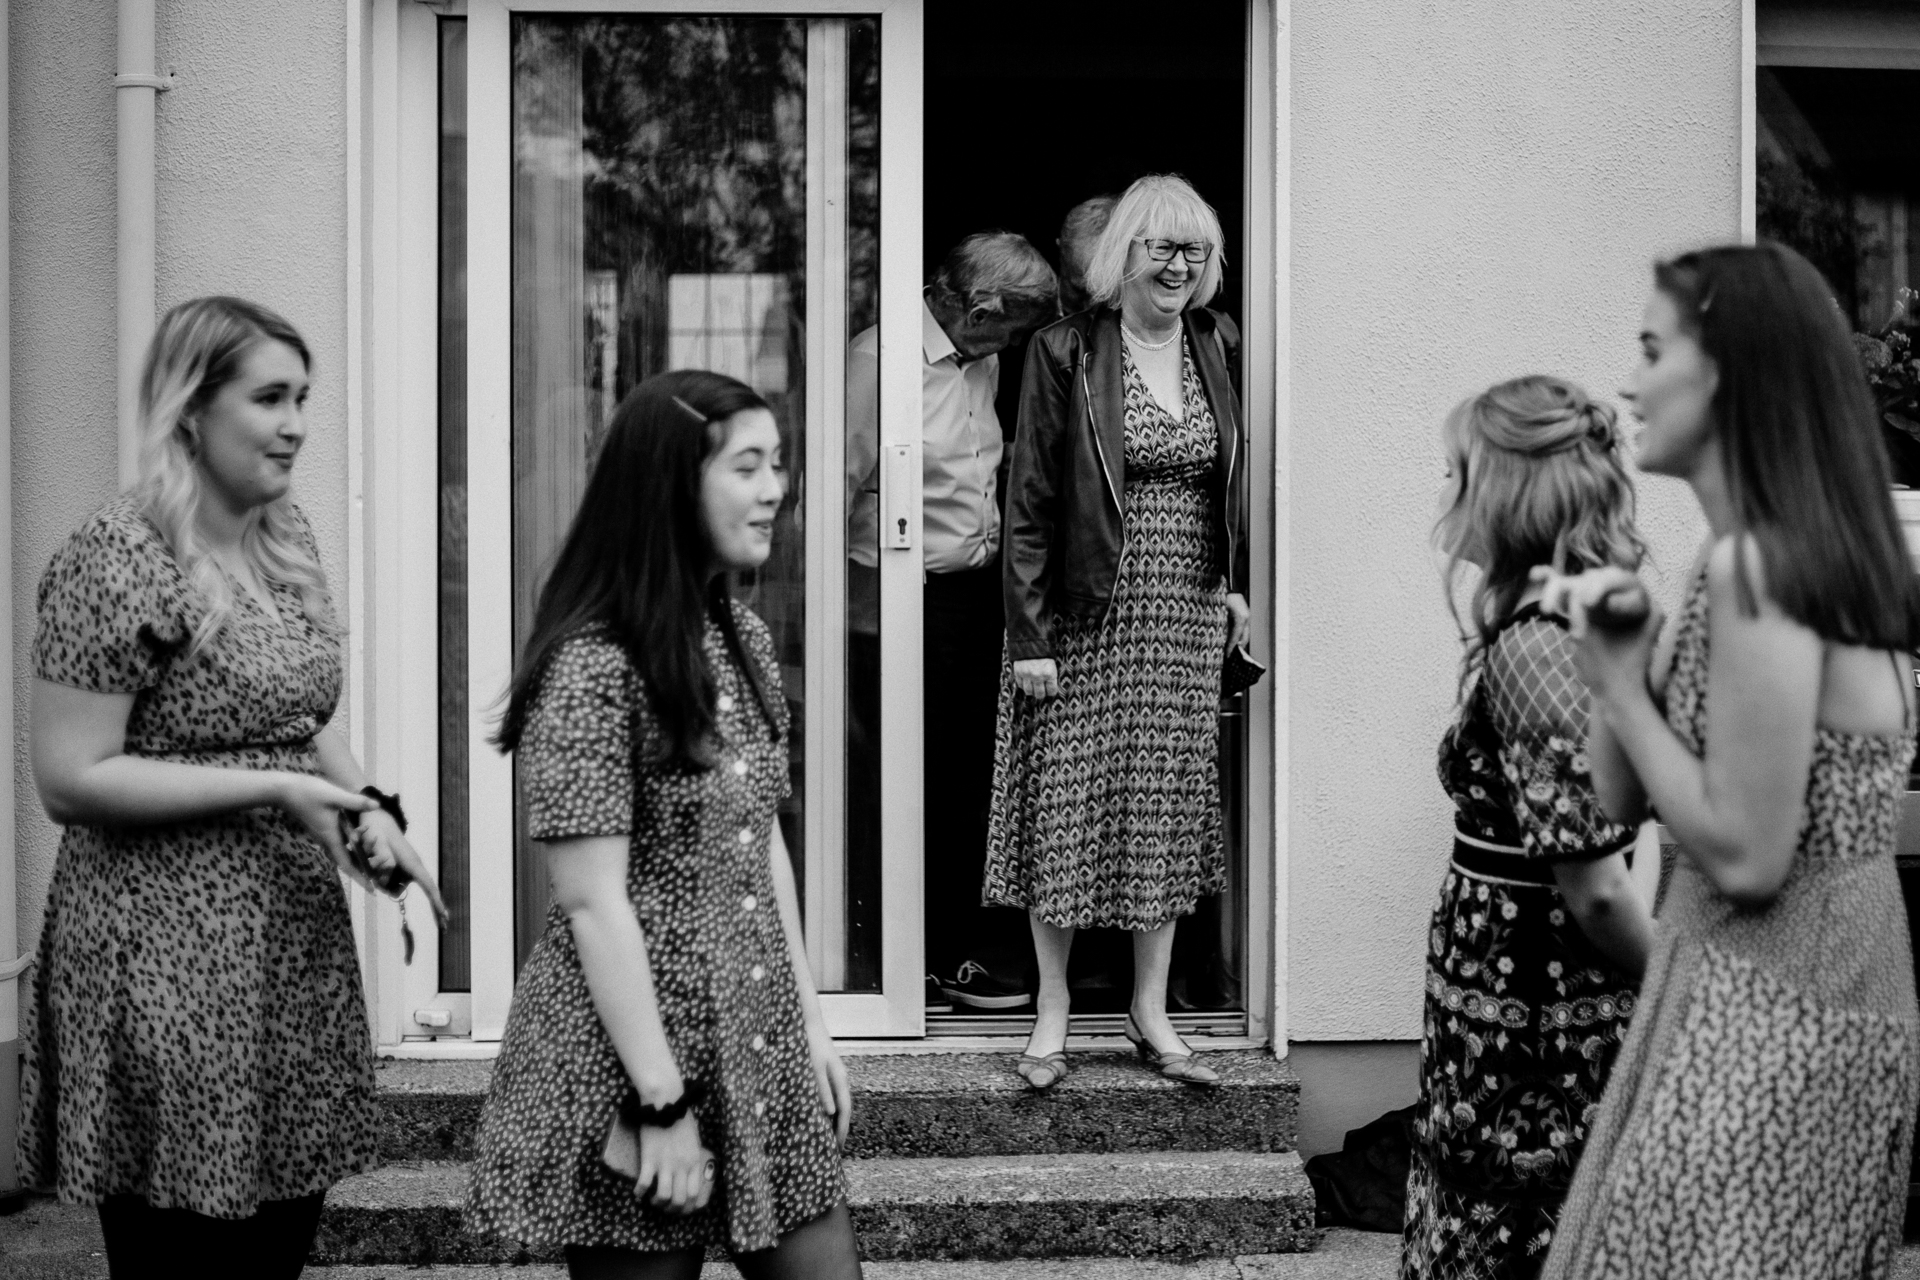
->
<box><xmin>1541</xmin><ymin>243</ymin><xmax>1920</xmax><ymax>1278</ymax></box>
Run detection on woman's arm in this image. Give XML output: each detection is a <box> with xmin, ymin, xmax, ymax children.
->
<box><xmin>1575</xmin><ymin>538</ymin><xmax>1819</xmax><ymax>907</ymax></box>
<box><xmin>1003</xmin><ymin>330</ymin><xmax>1071</xmax><ymax>665</ymax></box>
<box><xmin>1585</xmin><ymin>701</ymin><xmax>1649</xmax><ymax>826</ymax></box>
<box><xmin>767</xmin><ymin>820</ymin><xmax>852</xmax><ymax>1145</ymax></box>
<box><xmin>312</xmin><ymin>727</ymin><xmax>449</xmax><ymax>925</ymax></box>
<box><xmin>546</xmin><ymin>835</ymin><xmax>710</xmax><ymax>1212</ymax></box>
<box><xmin>1550</xmin><ymin>853</ymin><xmax>1653</xmax><ymax>978</ymax></box>
<box><xmin>31</xmin><ymin>677</ymin><xmax>374</xmax><ymax>865</ymax></box>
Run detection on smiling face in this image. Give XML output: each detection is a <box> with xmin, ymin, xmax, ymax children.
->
<box><xmin>1623</xmin><ymin>288</ymin><xmax>1720</xmax><ymax>479</ymax></box>
<box><xmin>1118</xmin><ymin>238</ymin><xmax>1207</xmax><ymax>323</ymax></box>
<box><xmin>700</xmin><ymin>407</ymin><xmax>787</xmax><ymax>572</ymax></box>
<box><xmin>193</xmin><ymin>339</ymin><xmax>311</xmax><ymax>513</ymax></box>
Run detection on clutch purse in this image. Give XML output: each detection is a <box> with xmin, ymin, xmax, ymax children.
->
<box><xmin>1222</xmin><ymin>644</ymin><xmax>1266</xmax><ymax>697</ymax></box>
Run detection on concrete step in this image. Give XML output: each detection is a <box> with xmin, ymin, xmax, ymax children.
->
<box><xmin>373</xmin><ymin>1050</ymin><xmax>1299</xmax><ymax>1163</ymax></box>
<box><xmin>311</xmin><ymin>1150</ymin><xmax>1317</xmax><ymax>1266</ymax></box>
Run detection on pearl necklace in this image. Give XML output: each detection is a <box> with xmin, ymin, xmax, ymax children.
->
<box><xmin>1121</xmin><ymin>321</ymin><xmax>1180</xmax><ymax>350</ymax></box>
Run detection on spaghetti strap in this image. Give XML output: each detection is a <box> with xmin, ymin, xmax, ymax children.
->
<box><xmin>1892</xmin><ymin>648</ymin><xmax>1914</xmax><ymax>733</ymax></box>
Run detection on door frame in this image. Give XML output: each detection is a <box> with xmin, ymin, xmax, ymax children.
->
<box><xmin>353</xmin><ymin>0</ymin><xmax>1282</xmax><ymax>1052</ymax></box>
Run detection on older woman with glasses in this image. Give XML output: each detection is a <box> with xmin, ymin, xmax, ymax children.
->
<box><xmin>987</xmin><ymin>173</ymin><xmax>1249</xmax><ymax>1091</ymax></box>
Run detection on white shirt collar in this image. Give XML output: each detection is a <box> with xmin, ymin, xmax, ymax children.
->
<box><xmin>922</xmin><ymin>295</ymin><xmax>960</xmax><ymax>367</ymax></box>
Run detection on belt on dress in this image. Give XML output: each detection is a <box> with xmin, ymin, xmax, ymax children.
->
<box><xmin>1451</xmin><ymin>830</ymin><xmax>1634</xmax><ymax>887</ymax></box>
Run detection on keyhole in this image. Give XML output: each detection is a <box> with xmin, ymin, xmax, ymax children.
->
<box><xmin>896</xmin><ymin>517</ymin><xmax>908</xmax><ymax>539</ymax></box>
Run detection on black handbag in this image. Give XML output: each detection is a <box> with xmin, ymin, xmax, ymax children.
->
<box><xmin>1222</xmin><ymin>644</ymin><xmax>1266</xmax><ymax>697</ymax></box>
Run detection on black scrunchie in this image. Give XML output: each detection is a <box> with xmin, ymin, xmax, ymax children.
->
<box><xmin>619</xmin><ymin>1080</ymin><xmax>709</xmax><ymax>1130</ymax></box>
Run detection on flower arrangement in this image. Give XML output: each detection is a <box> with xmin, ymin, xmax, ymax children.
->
<box><xmin>1853</xmin><ymin>287</ymin><xmax>1920</xmax><ymax>447</ymax></box>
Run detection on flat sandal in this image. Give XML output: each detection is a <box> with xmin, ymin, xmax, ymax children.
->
<box><xmin>1015</xmin><ymin>1050</ymin><xmax>1069</xmax><ymax>1092</ymax></box>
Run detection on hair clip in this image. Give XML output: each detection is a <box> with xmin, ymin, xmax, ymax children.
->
<box><xmin>1697</xmin><ymin>288</ymin><xmax>1715</xmax><ymax>314</ymax></box>
<box><xmin>670</xmin><ymin>395</ymin><xmax>708</xmax><ymax>424</ymax></box>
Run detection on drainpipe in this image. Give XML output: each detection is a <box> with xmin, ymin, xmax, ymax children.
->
<box><xmin>115</xmin><ymin>0</ymin><xmax>171</xmax><ymax>490</ymax></box>
<box><xmin>0</xmin><ymin>0</ymin><xmax>18</xmax><ymax>1202</ymax></box>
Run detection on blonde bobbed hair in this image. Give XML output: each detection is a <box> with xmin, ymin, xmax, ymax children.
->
<box><xmin>138</xmin><ymin>296</ymin><xmax>338</xmax><ymax>658</ymax></box>
<box><xmin>1083</xmin><ymin>174</ymin><xmax>1226</xmax><ymax>311</ymax></box>
<box><xmin>1434</xmin><ymin>374</ymin><xmax>1644</xmax><ymax>689</ymax></box>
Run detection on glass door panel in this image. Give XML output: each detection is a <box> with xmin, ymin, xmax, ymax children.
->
<box><xmin>467</xmin><ymin>0</ymin><xmax>920</xmax><ymax>1036</ymax></box>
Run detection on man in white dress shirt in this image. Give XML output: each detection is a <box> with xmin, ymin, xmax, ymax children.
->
<box><xmin>846</xmin><ymin>232</ymin><xmax>1057</xmax><ymax>1011</ymax></box>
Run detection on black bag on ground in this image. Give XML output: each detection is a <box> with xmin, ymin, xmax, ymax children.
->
<box><xmin>1302</xmin><ymin>1104</ymin><xmax>1417</xmax><ymax>1233</ymax></box>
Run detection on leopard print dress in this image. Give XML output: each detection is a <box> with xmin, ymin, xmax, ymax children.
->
<box><xmin>17</xmin><ymin>496</ymin><xmax>377</xmax><ymax>1217</ymax></box>
<box><xmin>1542</xmin><ymin>567</ymin><xmax>1920</xmax><ymax>1279</ymax></box>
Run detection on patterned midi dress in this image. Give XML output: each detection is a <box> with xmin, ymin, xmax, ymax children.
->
<box><xmin>466</xmin><ymin>606</ymin><xmax>846</xmax><ymax>1255</ymax></box>
<box><xmin>1403</xmin><ymin>608</ymin><xmax>1638</xmax><ymax>1280</ymax></box>
<box><xmin>1542</xmin><ymin>568</ymin><xmax>1920</xmax><ymax>1280</ymax></box>
<box><xmin>19</xmin><ymin>496</ymin><xmax>378</xmax><ymax>1216</ymax></box>
<box><xmin>983</xmin><ymin>341</ymin><xmax>1229</xmax><ymax>931</ymax></box>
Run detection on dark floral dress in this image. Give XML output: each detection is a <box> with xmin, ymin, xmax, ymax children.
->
<box><xmin>1402</xmin><ymin>608</ymin><xmax>1639</xmax><ymax>1280</ymax></box>
<box><xmin>19</xmin><ymin>496</ymin><xmax>376</xmax><ymax>1217</ymax></box>
<box><xmin>984</xmin><ymin>341</ymin><xmax>1228</xmax><ymax>930</ymax></box>
<box><xmin>466</xmin><ymin>607</ymin><xmax>846</xmax><ymax>1254</ymax></box>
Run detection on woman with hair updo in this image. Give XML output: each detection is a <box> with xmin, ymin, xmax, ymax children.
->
<box><xmin>1539</xmin><ymin>244</ymin><xmax>1920</xmax><ymax>1279</ymax></box>
<box><xmin>468</xmin><ymin>370</ymin><xmax>859</xmax><ymax>1280</ymax></box>
<box><xmin>989</xmin><ymin>173</ymin><xmax>1248</xmax><ymax>1091</ymax></box>
<box><xmin>19</xmin><ymin>295</ymin><xmax>446</xmax><ymax>1275</ymax></box>
<box><xmin>1403</xmin><ymin>376</ymin><xmax>1654</xmax><ymax>1280</ymax></box>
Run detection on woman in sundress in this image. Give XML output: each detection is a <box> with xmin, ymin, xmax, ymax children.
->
<box><xmin>989</xmin><ymin>174</ymin><xmax>1250</xmax><ymax>1090</ymax></box>
<box><xmin>466</xmin><ymin>370</ymin><xmax>859</xmax><ymax>1279</ymax></box>
<box><xmin>1402</xmin><ymin>376</ymin><xmax>1655</xmax><ymax>1280</ymax></box>
<box><xmin>20</xmin><ymin>296</ymin><xmax>446</xmax><ymax>1277</ymax></box>
<box><xmin>1539</xmin><ymin>242</ymin><xmax>1920</xmax><ymax>1279</ymax></box>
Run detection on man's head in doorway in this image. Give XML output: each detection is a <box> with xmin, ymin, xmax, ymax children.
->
<box><xmin>1057</xmin><ymin>194</ymin><xmax>1118</xmax><ymax>316</ymax></box>
<box><xmin>926</xmin><ymin>231</ymin><xmax>1058</xmax><ymax>362</ymax></box>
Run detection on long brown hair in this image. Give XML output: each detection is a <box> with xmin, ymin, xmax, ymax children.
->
<box><xmin>1436</xmin><ymin>375</ymin><xmax>1645</xmax><ymax>698</ymax></box>
<box><xmin>493</xmin><ymin>370</ymin><xmax>780</xmax><ymax>768</ymax></box>
<box><xmin>1654</xmin><ymin>242</ymin><xmax>1920</xmax><ymax>649</ymax></box>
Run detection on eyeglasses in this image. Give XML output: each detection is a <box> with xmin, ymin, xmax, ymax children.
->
<box><xmin>1134</xmin><ymin>237</ymin><xmax>1213</xmax><ymax>264</ymax></box>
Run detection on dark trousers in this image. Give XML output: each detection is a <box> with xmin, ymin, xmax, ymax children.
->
<box><xmin>922</xmin><ymin>563</ymin><xmax>1030</xmax><ymax>981</ymax></box>
<box><xmin>97</xmin><ymin>1192</ymin><xmax>326</xmax><ymax>1280</ymax></box>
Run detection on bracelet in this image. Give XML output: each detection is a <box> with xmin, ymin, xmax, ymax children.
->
<box><xmin>619</xmin><ymin>1080</ymin><xmax>708</xmax><ymax>1130</ymax></box>
<box><xmin>360</xmin><ymin>786</ymin><xmax>408</xmax><ymax>833</ymax></box>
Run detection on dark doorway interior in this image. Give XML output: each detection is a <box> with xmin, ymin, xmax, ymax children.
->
<box><xmin>921</xmin><ymin>0</ymin><xmax>1249</xmax><ymax>1024</ymax></box>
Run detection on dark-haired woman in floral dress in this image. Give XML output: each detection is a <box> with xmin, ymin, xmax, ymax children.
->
<box><xmin>1406</xmin><ymin>375</ymin><xmax>1654</xmax><ymax>1280</ymax></box>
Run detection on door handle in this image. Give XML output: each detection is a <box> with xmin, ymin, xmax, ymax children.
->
<box><xmin>882</xmin><ymin>444</ymin><xmax>914</xmax><ymax>549</ymax></box>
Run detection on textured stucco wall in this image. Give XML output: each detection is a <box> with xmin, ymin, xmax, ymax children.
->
<box><xmin>1288</xmin><ymin>0</ymin><xmax>1738</xmax><ymax>1040</ymax></box>
<box><xmin>11</xmin><ymin>0</ymin><xmax>348</xmax><ymax>959</ymax></box>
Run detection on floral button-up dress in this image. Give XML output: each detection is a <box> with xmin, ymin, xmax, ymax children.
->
<box><xmin>467</xmin><ymin>606</ymin><xmax>845</xmax><ymax>1254</ymax></box>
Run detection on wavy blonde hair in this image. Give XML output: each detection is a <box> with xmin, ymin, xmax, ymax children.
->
<box><xmin>1083</xmin><ymin>174</ymin><xmax>1226</xmax><ymax>311</ymax></box>
<box><xmin>1434</xmin><ymin>375</ymin><xmax>1644</xmax><ymax>696</ymax></box>
<box><xmin>137</xmin><ymin>296</ymin><xmax>338</xmax><ymax>658</ymax></box>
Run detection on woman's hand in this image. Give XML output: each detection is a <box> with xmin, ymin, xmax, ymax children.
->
<box><xmin>636</xmin><ymin>1112</ymin><xmax>714</xmax><ymax>1215</ymax></box>
<box><xmin>1012</xmin><ymin>657</ymin><xmax>1061</xmax><ymax>700</ymax></box>
<box><xmin>351</xmin><ymin>809</ymin><xmax>452</xmax><ymax>929</ymax></box>
<box><xmin>1225</xmin><ymin>593</ymin><xmax>1251</xmax><ymax>650</ymax></box>
<box><xmin>276</xmin><ymin>773</ymin><xmax>379</xmax><ymax>876</ymax></box>
<box><xmin>1534</xmin><ymin>567</ymin><xmax>1662</xmax><ymax>708</ymax></box>
<box><xmin>806</xmin><ymin>1019</ymin><xmax>854</xmax><ymax>1148</ymax></box>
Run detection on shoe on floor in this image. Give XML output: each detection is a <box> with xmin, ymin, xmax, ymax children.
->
<box><xmin>939</xmin><ymin>960</ymin><xmax>1031</xmax><ymax>1010</ymax></box>
<box><xmin>925</xmin><ymin>974</ymin><xmax>954</xmax><ymax>1014</ymax></box>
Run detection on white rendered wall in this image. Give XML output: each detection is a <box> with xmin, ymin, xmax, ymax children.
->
<box><xmin>11</xmin><ymin>0</ymin><xmax>349</xmax><ymax>962</ymax></box>
<box><xmin>1287</xmin><ymin>0</ymin><xmax>1739</xmax><ymax>1040</ymax></box>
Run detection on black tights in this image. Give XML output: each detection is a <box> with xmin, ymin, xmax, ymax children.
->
<box><xmin>565</xmin><ymin>1202</ymin><xmax>862</xmax><ymax>1280</ymax></box>
<box><xmin>97</xmin><ymin>1191</ymin><xmax>326</xmax><ymax>1280</ymax></box>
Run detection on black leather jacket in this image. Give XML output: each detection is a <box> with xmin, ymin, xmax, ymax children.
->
<box><xmin>1002</xmin><ymin>306</ymin><xmax>1247</xmax><ymax>661</ymax></box>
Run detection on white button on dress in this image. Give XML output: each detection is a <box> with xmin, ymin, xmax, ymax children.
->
<box><xmin>750</xmin><ymin>965</ymin><xmax>767</xmax><ymax>981</ymax></box>
<box><xmin>752</xmin><ymin>1035</ymin><xmax>767</xmax><ymax>1051</ymax></box>
<box><xmin>718</xmin><ymin>694</ymin><xmax>735</xmax><ymax>712</ymax></box>
<box><xmin>733</xmin><ymin>760</ymin><xmax>749</xmax><ymax>777</ymax></box>
<box><xmin>738</xmin><ymin>829</ymin><xmax>753</xmax><ymax>846</ymax></box>
<box><xmin>742</xmin><ymin>895</ymin><xmax>757</xmax><ymax>912</ymax></box>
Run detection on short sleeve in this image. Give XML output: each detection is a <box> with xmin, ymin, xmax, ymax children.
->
<box><xmin>520</xmin><ymin>635</ymin><xmax>638</xmax><ymax>840</ymax></box>
<box><xmin>1487</xmin><ymin>620</ymin><xmax>1633</xmax><ymax>862</ymax></box>
<box><xmin>33</xmin><ymin>510</ymin><xmax>185</xmax><ymax>693</ymax></box>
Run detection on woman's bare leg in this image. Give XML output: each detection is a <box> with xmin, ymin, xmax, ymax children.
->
<box><xmin>1026</xmin><ymin>914</ymin><xmax>1076</xmax><ymax>1058</ymax></box>
<box><xmin>1128</xmin><ymin>918</ymin><xmax>1188</xmax><ymax>1057</ymax></box>
<box><xmin>732</xmin><ymin>1203</ymin><xmax>862</xmax><ymax>1280</ymax></box>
